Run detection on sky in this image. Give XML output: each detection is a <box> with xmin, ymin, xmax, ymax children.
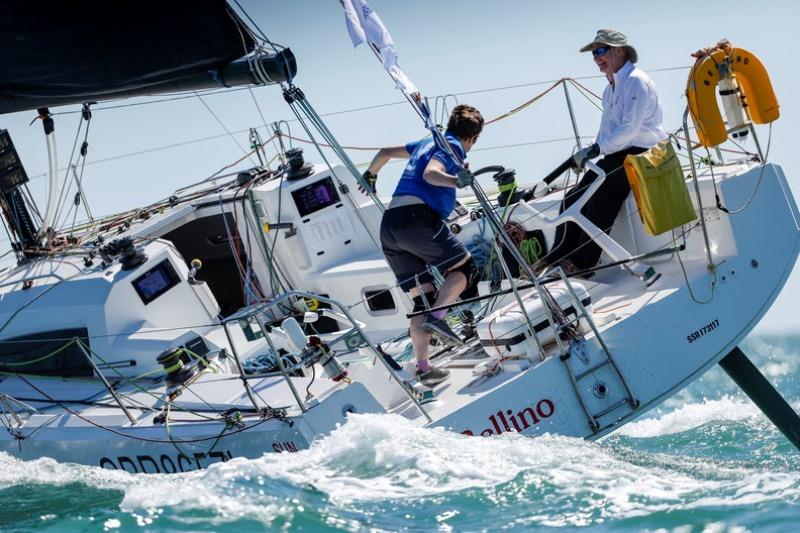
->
<box><xmin>1</xmin><ymin>0</ymin><xmax>798</xmax><ymax>332</ymax></box>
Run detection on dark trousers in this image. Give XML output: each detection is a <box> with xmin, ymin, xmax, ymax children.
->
<box><xmin>549</xmin><ymin>147</ymin><xmax>646</xmax><ymax>270</ymax></box>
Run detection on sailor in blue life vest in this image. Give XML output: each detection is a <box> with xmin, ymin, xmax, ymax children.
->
<box><xmin>546</xmin><ymin>29</ymin><xmax>667</xmax><ymax>273</ymax></box>
<box><xmin>361</xmin><ymin>105</ymin><xmax>483</xmax><ymax>386</ymax></box>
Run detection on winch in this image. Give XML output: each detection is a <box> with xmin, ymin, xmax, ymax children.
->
<box><xmin>156</xmin><ymin>347</ymin><xmax>195</xmax><ymax>386</ymax></box>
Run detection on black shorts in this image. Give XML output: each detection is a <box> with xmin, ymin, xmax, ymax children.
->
<box><xmin>380</xmin><ymin>204</ymin><xmax>468</xmax><ymax>292</ymax></box>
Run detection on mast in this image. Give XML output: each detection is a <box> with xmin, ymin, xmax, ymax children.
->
<box><xmin>0</xmin><ymin>129</ymin><xmax>40</xmax><ymax>260</ymax></box>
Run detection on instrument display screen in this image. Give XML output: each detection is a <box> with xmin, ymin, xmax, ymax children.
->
<box><xmin>132</xmin><ymin>259</ymin><xmax>181</xmax><ymax>305</ymax></box>
<box><xmin>291</xmin><ymin>177</ymin><xmax>340</xmax><ymax>217</ymax></box>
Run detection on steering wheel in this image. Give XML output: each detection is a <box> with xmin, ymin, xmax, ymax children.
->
<box><xmin>471</xmin><ymin>165</ymin><xmax>506</xmax><ymax>180</ymax></box>
<box><xmin>471</xmin><ymin>165</ymin><xmax>526</xmax><ymax>207</ymax></box>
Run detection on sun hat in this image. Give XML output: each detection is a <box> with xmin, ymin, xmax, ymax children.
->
<box><xmin>579</xmin><ymin>29</ymin><xmax>638</xmax><ymax>63</ymax></box>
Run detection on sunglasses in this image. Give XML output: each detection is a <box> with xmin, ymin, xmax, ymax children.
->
<box><xmin>592</xmin><ymin>46</ymin><xmax>611</xmax><ymax>57</ymax></box>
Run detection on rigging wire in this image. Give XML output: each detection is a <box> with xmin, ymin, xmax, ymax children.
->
<box><xmin>567</xmin><ymin>78</ymin><xmax>603</xmax><ymax>102</ymax></box>
<box><xmin>283</xmin><ymin>87</ymin><xmax>384</xmax><ymax>245</ymax></box>
<box><xmin>57</xmin><ymin>114</ymin><xmax>95</xmax><ymax>232</ymax></box>
<box><xmin>229</xmin><ymin>0</ymin><xmax>285</xmax><ymax>54</ymax></box>
<box><xmin>0</xmin><ymin>331</ymin><xmax>289</xmax><ymax>450</ymax></box>
<box><xmin>194</xmin><ymin>92</ymin><xmax>258</xmax><ymax>166</ymax></box>
<box><xmin>217</xmin><ymin>181</ymin><xmax>266</xmax><ymax>305</ymax></box>
<box><xmin>22</xmin><ymin>66</ymin><xmax>706</xmax><ymax>186</ymax></box>
<box><xmin>450</xmin><ymin>65</ymin><xmax>690</xmax><ymax>99</ymax></box>
<box><xmin>717</xmin><ymin>123</ymin><xmax>774</xmax><ymax>214</ymax></box>
<box><xmin>567</xmin><ymin>79</ymin><xmax>604</xmax><ymax>111</ymax></box>
<box><xmin>0</xmin><ymin>121</ymin><xmax>744</xmax><ymax>340</ymax></box>
<box><xmin>50</xmin><ymin>112</ymin><xmax>86</xmax><ymax>230</ymax></box>
<box><xmin>44</xmin><ymin>65</ymin><xmax>692</xmax><ymax>118</ymax></box>
<box><xmin>0</xmin><ymin>52</ymin><xmax>750</xmax><ymax>332</ymax></box>
<box><xmin>485</xmin><ymin>78</ymin><xmax>565</xmax><ymax>125</ymax></box>
<box><xmin>0</xmin><ymin>10</ymin><xmax>756</xmax><ymax>443</ymax></box>
<box><xmin>12</xmin><ymin>371</ymin><xmax>282</xmax><ymax>446</ymax></box>
<box><xmin>20</xmin><ymin>185</ymin><xmax>43</xmax><ymax>222</ymax></box>
<box><xmin>231</xmin><ymin>1</ymin><xmax>278</xmax><ymax>173</ymax></box>
<box><xmin>203</xmin><ymin>132</ymin><xmax>277</xmax><ymax>183</ymax></box>
<box><xmin>19</xmin><ymin>130</ymin><xmax>610</xmax><ymax>188</ymax></box>
<box><xmin>73</xmin><ymin>106</ymin><xmax>96</xmax><ymax>223</ymax></box>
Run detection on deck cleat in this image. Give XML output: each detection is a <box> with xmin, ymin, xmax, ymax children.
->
<box><xmin>627</xmin><ymin>264</ymin><xmax>661</xmax><ymax>287</ymax></box>
<box><xmin>639</xmin><ymin>266</ymin><xmax>661</xmax><ymax>287</ymax></box>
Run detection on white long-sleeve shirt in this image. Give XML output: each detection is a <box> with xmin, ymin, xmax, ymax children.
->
<box><xmin>595</xmin><ymin>61</ymin><xmax>667</xmax><ymax>155</ymax></box>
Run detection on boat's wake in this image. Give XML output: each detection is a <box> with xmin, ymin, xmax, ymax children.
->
<box><xmin>1</xmin><ymin>403</ymin><xmax>798</xmax><ymax>530</ymax></box>
<box><xmin>617</xmin><ymin>395</ymin><xmax>763</xmax><ymax>438</ymax></box>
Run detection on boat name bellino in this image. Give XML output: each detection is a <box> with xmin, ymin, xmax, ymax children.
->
<box><xmin>461</xmin><ymin>398</ymin><xmax>556</xmax><ymax>436</ymax></box>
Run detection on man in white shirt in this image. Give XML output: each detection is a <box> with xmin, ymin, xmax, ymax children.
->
<box><xmin>548</xmin><ymin>29</ymin><xmax>667</xmax><ymax>272</ymax></box>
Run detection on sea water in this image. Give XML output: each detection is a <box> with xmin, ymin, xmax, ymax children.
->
<box><xmin>2</xmin><ymin>334</ymin><xmax>799</xmax><ymax>532</ymax></box>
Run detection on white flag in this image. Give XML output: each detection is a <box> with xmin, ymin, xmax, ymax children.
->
<box><xmin>343</xmin><ymin>0</ymin><xmax>368</xmax><ymax>47</ymax></box>
<box><xmin>342</xmin><ymin>0</ymin><xmax>418</xmax><ymax>97</ymax></box>
<box><xmin>342</xmin><ymin>0</ymin><xmax>395</xmax><ymax>68</ymax></box>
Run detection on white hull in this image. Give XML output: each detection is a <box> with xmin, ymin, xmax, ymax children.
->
<box><xmin>429</xmin><ymin>163</ymin><xmax>800</xmax><ymax>438</ymax></box>
<box><xmin>3</xmin><ymin>382</ymin><xmax>384</xmax><ymax>472</ymax></box>
<box><xmin>0</xmin><ymin>159</ymin><xmax>796</xmax><ymax>471</ymax></box>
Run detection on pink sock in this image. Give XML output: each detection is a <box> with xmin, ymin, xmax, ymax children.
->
<box><xmin>417</xmin><ymin>359</ymin><xmax>431</xmax><ymax>373</ymax></box>
<box><xmin>431</xmin><ymin>309</ymin><xmax>447</xmax><ymax>320</ymax></box>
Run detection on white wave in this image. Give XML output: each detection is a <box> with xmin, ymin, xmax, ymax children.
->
<box><xmin>120</xmin><ymin>414</ymin><xmax>800</xmax><ymax>523</ymax></box>
<box><xmin>121</xmin><ymin>414</ymin><xmax>592</xmax><ymax>507</ymax></box>
<box><xmin>0</xmin><ymin>453</ymin><xmax>134</xmax><ymax>490</ymax></box>
<box><xmin>617</xmin><ymin>396</ymin><xmax>763</xmax><ymax>438</ymax></box>
<box><xmin>3</xmin><ymin>412</ymin><xmax>799</xmax><ymax>528</ymax></box>
<box><xmin>744</xmin><ymin>337</ymin><xmax>800</xmax><ymax>375</ymax></box>
<box><xmin>0</xmin><ymin>452</ymin><xmax>287</xmax><ymax>527</ymax></box>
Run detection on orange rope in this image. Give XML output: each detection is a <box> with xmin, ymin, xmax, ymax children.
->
<box><xmin>281</xmin><ymin>78</ymin><xmax>584</xmax><ymax>147</ymax></box>
<box><xmin>484</xmin><ymin>79</ymin><xmax>566</xmax><ymax>125</ymax></box>
<box><xmin>567</xmin><ymin>78</ymin><xmax>603</xmax><ymax>101</ymax></box>
<box><xmin>272</xmin><ymin>78</ymin><xmax>751</xmax><ymax>159</ymax></box>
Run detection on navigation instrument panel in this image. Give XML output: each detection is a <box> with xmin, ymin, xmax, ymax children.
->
<box><xmin>291</xmin><ymin>177</ymin><xmax>340</xmax><ymax>217</ymax></box>
<box><xmin>132</xmin><ymin>259</ymin><xmax>181</xmax><ymax>305</ymax></box>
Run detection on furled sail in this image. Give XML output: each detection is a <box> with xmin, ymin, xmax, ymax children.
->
<box><xmin>0</xmin><ymin>0</ymin><xmax>296</xmax><ymax>114</ymax></box>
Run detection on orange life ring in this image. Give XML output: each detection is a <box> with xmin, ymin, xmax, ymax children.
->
<box><xmin>686</xmin><ymin>45</ymin><xmax>779</xmax><ymax>147</ymax></box>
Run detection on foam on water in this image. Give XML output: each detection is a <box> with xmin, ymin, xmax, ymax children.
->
<box><xmin>617</xmin><ymin>396</ymin><xmax>762</xmax><ymax>438</ymax></box>
<box><xmin>0</xmin><ymin>453</ymin><xmax>131</xmax><ymax>490</ymax></box>
<box><xmin>3</xmin><ymin>335</ymin><xmax>800</xmax><ymax>530</ymax></box>
<box><xmin>3</xmin><ymin>410</ymin><xmax>795</xmax><ymax>530</ymax></box>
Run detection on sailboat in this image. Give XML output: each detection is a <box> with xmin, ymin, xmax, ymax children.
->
<box><xmin>0</xmin><ymin>1</ymin><xmax>797</xmax><ymax>474</ymax></box>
